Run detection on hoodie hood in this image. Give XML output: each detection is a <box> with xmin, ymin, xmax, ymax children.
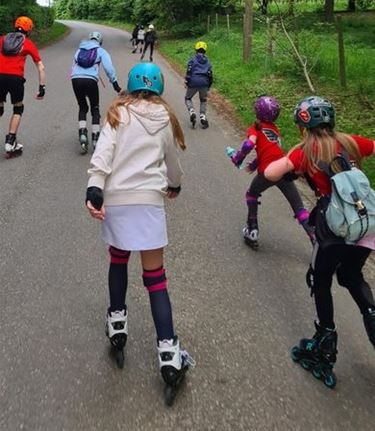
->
<box><xmin>127</xmin><ymin>101</ymin><xmax>170</xmax><ymax>135</ymax></box>
<box><xmin>79</xmin><ymin>39</ymin><xmax>100</xmax><ymax>50</ymax></box>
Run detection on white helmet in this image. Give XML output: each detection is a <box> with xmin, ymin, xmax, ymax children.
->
<box><xmin>89</xmin><ymin>31</ymin><xmax>103</xmax><ymax>45</ymax></box>
<box><xmin>148</xmin><ymin>24</ymin><xmax>154</xmax><ymax>30</ymax></box>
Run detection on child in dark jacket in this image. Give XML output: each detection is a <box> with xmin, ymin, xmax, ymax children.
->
<box><xmin>184</xmin><ymin>41</ymin><xmax>213</xmax><ymax>129</ymax></box>
<box><xmin>141</xmin><ymin>24</ymin><xmax>157</xmax><ymax>62</ymax></box>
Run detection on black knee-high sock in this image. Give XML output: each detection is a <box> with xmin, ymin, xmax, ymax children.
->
<box><xmin>108</xmin><ymin>246</ymin><xmax>131</xmax><ymax>313</ymax></box>
<box><xmin>143</xmin><ymin>267</ymin><xmax>174</xmax><ymax>340</ymax></box>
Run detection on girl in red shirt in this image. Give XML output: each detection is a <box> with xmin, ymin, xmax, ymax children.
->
<box><xmin>229</xmin><ymin>96</ymin><xmax>314</xmax><ymax>249</ymax></box>
<box><xmin>264</xmin><ymin>96</ymin><xmax>375</xmax><ymax>388</ymax></box>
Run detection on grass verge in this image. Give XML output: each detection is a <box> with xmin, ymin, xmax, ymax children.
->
<box><xmin>32</xmin><ymin>21</ymin><xmax>69</xmax><ymax>48</ymax></box>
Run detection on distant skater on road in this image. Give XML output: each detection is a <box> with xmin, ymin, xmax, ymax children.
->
<box><xmin>265</xmin><ymin>96</ymin><xmax>375</xmax><ymax>388</ymax></box>
<box><xmin>71</xmin><ymin>31</ymin><xmax>122</xmax><ymax>154</ymax></box>
<box><xmin>0</xmin><ymin>16</ymin><xmax>45</xmax><ymax>158</ymax></box>
<box><xmin>132</xmin><ymin>25</ymin><xmax>145</xmax><ymax>54</ymax></box>
<box><xmin>85</xmin><ymin>62</ymin><xmax>193</xmax><ymax>406</ymax></box>
<box><xmin>140</xmin><ymin>24</ymin><xmax>157</xmax><ymax>62</ymax></box>
<box><xmin>184</xmin><ymin>41</ymin><xmax>213</xmax><ymax>129</ymax></box>
<box><xmin>227</xmin><ymin>96</ymin><xmax>315</xmax><ymax>250</ymax></box>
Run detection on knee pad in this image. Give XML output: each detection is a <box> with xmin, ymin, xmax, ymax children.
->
<box><xmin>143</xmin><ymin>267</ymin><xmax>167</xmax><ymax>293</ymax></box>
<box><xmin>199</xmin><ymin>97</ymin><xmax>207</xmax><ymax>103</ymax></box>
<box><xmin>13</xmin><ymin>104</ymin><xmax>24</xmax><ymax>116</ymax></box>
<box><xmin>0</xmin><ymin>105</ymin><xmax>4</xmax><ymax>117</ymax></box>
<box><xmin>185</xmin><ymin>97</ymin><xmax>192</xmax><ymax>102</ymax></box>
<box><xmin>109</xmin><ymin>246</ymin><xmax>131</xmax><ymax>264</ymax></box>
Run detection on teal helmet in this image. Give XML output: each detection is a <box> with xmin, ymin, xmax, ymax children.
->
<box><xmin>294</xmin><ymin>96</ymin><xmax>335</xmax><ymax>129</ymax></box>
<box><xmin>127</xmin><ymin>63</ymin><xmax>164</xmax><ymax>95</ymax></box>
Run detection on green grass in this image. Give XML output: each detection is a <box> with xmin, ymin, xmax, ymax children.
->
<box><xmin>31</xmin><ymin>21</ymin><xmax>69</xmax><ymax>47</ymax></box>
<box><xmin>158</xmin><ymin>12</ymin><xmax>375</xmax><ymax>184</ymax></box>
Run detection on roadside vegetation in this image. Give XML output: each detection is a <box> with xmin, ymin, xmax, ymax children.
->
<box><xmin>55</xmin><ymin>0</ymin><xmax>375</xmax><ymax>182</ymax></box>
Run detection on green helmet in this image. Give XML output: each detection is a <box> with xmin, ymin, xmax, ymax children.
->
<box><xmin>294</xmin><ymin>96</ymin><xmax>335</xmax><ymax>129</ymax></box>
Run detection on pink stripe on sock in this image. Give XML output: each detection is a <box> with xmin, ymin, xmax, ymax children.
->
<box><xmin>143</xmin><ymin>268</ymin><xmax>165</xmax><ymax>278</ymax></box>
<box><xmin>111</xmin><ymin>256</ymin><xmax>129</xmax><ymax>264</ymax></box>
<box><xmin>147</xmin><ymin>281</ymin><xmax>167</xmax><ymax>293</ymax></box>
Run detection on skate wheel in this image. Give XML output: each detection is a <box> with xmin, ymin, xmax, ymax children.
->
<box><xmin>244</xmin><ymin>238</ymin><xmax>259</xmax><ymax>250</ymax></box>
<box><xmin>115</xmin><ymin>349</ymin><xmax>124</xmax><ymax>369</ymax></box>
<box><xmin>312</xmin><ymin>367</ymin><xmax>322</xmax><ymax>379</ymax></box>
<box><xmin>300</xmin><ymin>359</ymin><xmax>313</xmax><ymax>371</ymax></box>
<box><xmin>164</xmin><ymin>385</ymin><xmax>177</xmax><ymax>407</ymax></box>
<box><xmin>323</xmin><ymin>373</ymin><xmax>336</xmax><ymax>389</ymax></box>
<box><xmin>290</xmin><ymin>346</ymin><xmax>301</xmax><ymax>362</ymax></box>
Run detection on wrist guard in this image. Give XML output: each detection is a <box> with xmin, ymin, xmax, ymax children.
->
<box><xmin>86</xmin><ymin>186</ymin><xmax>103</xmax><ymax>210</ymax></box>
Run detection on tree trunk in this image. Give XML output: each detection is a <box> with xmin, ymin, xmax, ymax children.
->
<box><xmin>243</xmin><ymin>0</ymin><xmax>253</xmax><ymax>62</ymax></box>
<box><xmin>347</xmin><ymin>0</ymin><xmax>356</xmax><ymax>11</ymax></box>
<box><xmin>325</xmin><ymin>0</ymin><xmax>335</xmax><ymax>22</ymax></box>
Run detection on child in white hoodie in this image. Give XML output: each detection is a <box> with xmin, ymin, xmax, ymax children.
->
<box><xmin>86</xmin><ymin>63</ymin><xmax>192</xmax><ymax>404</ymax></box>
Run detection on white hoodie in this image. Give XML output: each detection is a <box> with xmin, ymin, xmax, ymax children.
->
<box><xmin>87</xmin><ymin>100</ymin><xmax>183</xmax><ymax>206</ymax></box>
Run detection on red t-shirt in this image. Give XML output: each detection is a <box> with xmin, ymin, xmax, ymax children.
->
<box><xmin>247</xmin><ymin>122</ymin><xmax>285</xmax><ymax>173</ymax></box>
<box><xmin>288</xmin><ymin>135</ymin><xmax>374</xmax><ymax>195</ymax></box>
<box><xmin>0</xmin><ymin>36</ymin><xmax>41</xmax><ymax>78</ymax></box>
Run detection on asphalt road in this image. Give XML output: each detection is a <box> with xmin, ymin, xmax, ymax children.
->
<box><xmin>0</xmin><ymin>21</ymin><xmax>374</xmax><ymax>431</ymax></box>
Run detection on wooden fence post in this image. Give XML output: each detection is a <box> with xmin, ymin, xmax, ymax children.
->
<box><xmin>215</xmin><ymin>13</ymin><xmax>218</xmax><ymax>31</ymax></box>
<box><xmin>207</xmin><ymin>15</ymin><xmax>210</xmax><ymax>33</ymax></box>
<box><xmin>336</xmin><ymin>15</ymin><xmax>346</xmax><ymax>88</ymax></box>
<box><xmin>227</xmin><ymin>14</ymin><xmax>230</xmax><ymax>38</ymax></box>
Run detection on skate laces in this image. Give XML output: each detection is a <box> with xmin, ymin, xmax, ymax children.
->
<box><xmin>110</xmin><ymin>309</ymin><xmax>126</xmax><ymax>319</ymax></box>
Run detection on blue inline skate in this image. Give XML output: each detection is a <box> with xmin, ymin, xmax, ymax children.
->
<box><xmin>291</xmin><ymin>321</ymin><xmax>337</xmax><ymax>389</ymax></box>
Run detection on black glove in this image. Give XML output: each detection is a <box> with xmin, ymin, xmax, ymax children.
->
<box><xmin>112</xmin><ymin>81</ymin><xmax>122</xmax><ymax>93</ymax></box>
<box><xmin>36</xmin><ymin>84</ymin><xmax>45</xmax><ymax>99</ymax></box>
<box><xmin>167</xmin><ymin>185</ymin><xmax>181</xmax><ymax>194</ymax></box>
<box><xmin>86</xmin><ymin>186</ymin><xmax>103</xmax><ymax>210</ymax></box>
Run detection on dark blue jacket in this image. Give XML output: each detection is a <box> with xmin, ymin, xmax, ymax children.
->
<box><xmin>185</xmin><ymin>53</ymin><xmax>213</xmax><ymax>88</ymax></box>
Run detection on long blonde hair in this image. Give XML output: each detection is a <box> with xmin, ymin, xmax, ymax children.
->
<box><xmin>291</xmin><ymin>127</ymin><xmax>362</xmax><ymax>175</ymax></box>
<box><xmin>106</xmin><ymin>91</ymin><xmax>186</xmax><ymax>150</ymax></box>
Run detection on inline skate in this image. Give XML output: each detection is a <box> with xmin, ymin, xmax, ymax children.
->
<box><xmin>106</xmin><ymin>309</ymin><xmax>128</xmax><ymax>369</ymax></box>
<box><xmin>4</xmin><ymin>134</ymin><xmax>23</xmax><ymax>159</ymax></box>
<box><xmin>243</xmin><ymin>224</ymin><xmax>259</xmax><ymax>250</ymax></box>
<box><xmin>79</xmin><ymin>127</ymin><xmax>89</xmax><ymax>154</ymax></box>
<box><xmin>189</xmin><ymin>109</ymin><xmax>196</xmax><ymax>128</ymax></box>
<box><xmin>364</xmin><ymin>308</ymin><xmax>375</xmax><ymax>348</ymax></box>
<box><xmin>291</xmin><ymin>321</ymin><xmax>337</xmax><ymax>389</ymax></box>
<box><xmin>157</xmin><ymin>337</ymin><xmax>195</xmax><ymax>406</ymax></box>
<box><xmin>200</xmin><ymin>113</ymin><xmax>209</xmax><ymax>129</ymax></box>
<box><xmin>91</xmin><ymin>131</ymin><xmax>100</xmax><ymax>151</ymax></box>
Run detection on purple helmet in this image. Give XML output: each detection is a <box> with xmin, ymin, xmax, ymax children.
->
<box><xmin>254</xmin><ymin>96</ymin><xmax>280</xmax><ymax>123</ymax></box>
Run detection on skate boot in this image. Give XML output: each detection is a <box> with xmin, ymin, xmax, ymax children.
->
<box><xmin>106</xmin><ymin>309</ymin><xmax>128</xmax><ymax>369</ymax></box>
<box><xmin>243</xmin><ymin>224</ymin><xmax>259</xmax><ymax>250</ymax></box>
<box><xmin>91</xmin><ymin>132</ymin><xmax>100</xmax><ymax>151</ymax></box>
<box><xmin>200</xmin><ymin>113</ymin><xmax>209</xmax><ymax>129</ymax></box>
<box><xmin>79</xmin><ymin>128</ymin><xmax>89</xmax><ymax>154</ymax></box>
<box><xmin>4</xmin><ymin>134</ymin><xmax>23</xmax><ymax>159</ymax></box>
<box><xmin>291</xmin><ymin>321</ymin><xmax>337</xmax><ymax>389</ymax></box>
<box><xmin>157</xmin><ymin>337</ymin><xmax>195</xmax><ymax>406</ymax></box>
<box><xmin>363</xmin><ymin>308</ymin><xmax>375</xmax><ymax>348</ymax></box>
<box><xmin>189</xmin><ymin>109</ymin><xmax>196</xmax><ymax>128</ymax></box>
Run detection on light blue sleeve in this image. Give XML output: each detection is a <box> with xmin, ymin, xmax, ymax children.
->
<box><xmin>98</xmin><ymin>48</ymin><xmax>117</xmax><ymax>83</ymax></box>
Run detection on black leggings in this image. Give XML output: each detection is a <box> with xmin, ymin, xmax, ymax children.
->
<box><xmin>246</xmin><ymin>173</ymin><xmax>304</xmax><ymax>226</ymax></box>
<box><xmin>142</xmin><ymin>41</ymin><xmax>154</xmax><ymax>58</ymax></box>
<box><xmin>72</xmin><ymin>78</ymin><xmax>100</xmax><ymax>124</ymax></box>
<box><xmin>311</xmin><ymin>244</ymin><xmax>374</xmax><ymax>328</ymax></box>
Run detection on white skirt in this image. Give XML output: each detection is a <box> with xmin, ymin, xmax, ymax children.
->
<box><xmin>102</xmin><ymin>205</ymin><xmax>168</xmax><ymax>251</ymax></box>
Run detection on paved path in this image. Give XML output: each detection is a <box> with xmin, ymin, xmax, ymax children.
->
<box><xmin>0</xmin><ymin>20</ymin><xmax>374</xmax><ymax>431</ymax></box>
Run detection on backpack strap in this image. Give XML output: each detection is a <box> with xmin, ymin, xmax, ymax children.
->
<box><xmin>317</xmin><ymin>148</ymin><xmax>352</xmax><ymax>178</ymax></box>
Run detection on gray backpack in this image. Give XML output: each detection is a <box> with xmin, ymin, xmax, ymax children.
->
<box><xmin>320</xmin><ymin>153</ymin><xmax>375</xmax><ymax>244</ymax></box>
<box><xmin>2</xmin><ymin>32</ymin><xmax>25</xmax><ymax>56</ymax></box>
